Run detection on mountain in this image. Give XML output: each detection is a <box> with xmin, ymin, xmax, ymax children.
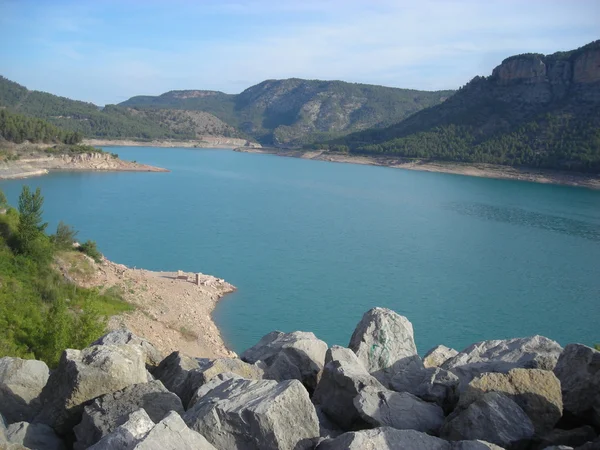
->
<box><xmin>0</xmin><ymin>76</ymin><xmax>249</xmax><ymax>142</ymax></box>
<box><xmin>326</xmin><ymin>41</ymin><xmax>600</xmax><ymax>173</ymax></box>
<box><xmin>120</xmin><ymin>79</ymin><xmax>454</xmax><ymax>146</ymax></box>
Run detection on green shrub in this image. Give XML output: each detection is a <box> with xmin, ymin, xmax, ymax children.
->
<box><xmin>594</xmin><ymin>344</ymin><xmax>600</xmax><ymax>351</ymax></box>
<box><xmin>53</xmin><ymin>221</ymin><xmax>78</xmax><ymax>250</ymax></box>
<box><xmin>79</xmin><ymin>240</ymin><xmax>103</xmax><ymax>263</ymax></box>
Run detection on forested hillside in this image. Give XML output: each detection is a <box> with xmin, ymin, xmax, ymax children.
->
<box><xmin>120</xmin><ymin>79</ymin><xmax>454</xmax><ymax>146</ymax></box>
<box><xmin>0</xmin><ymin>76</ymin><xmax>249</xmax><ymax>141</ymax></box>
<box><xmin>0</xmin><ymin>109</ymin><xmax>82</xmax><ymax>144</ymax></box>
<box><xmin>324</xmin><ymin>41</ymin><xmax>600</xmax><ymax>172</ymax></box>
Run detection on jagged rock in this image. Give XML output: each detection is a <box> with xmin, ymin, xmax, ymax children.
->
<box><xmin>390</xmin><ymin>366</ymin><xmax>460</xmax><ymax>412</ymax></box>
<box><xmin>348</xmin><ymin>307</ymin><xmax>420</xmax><ymax>386</ymax></box>
<box><xmin>5</xmin><ymin>422</ymin><xmax>65</xmax><ymax>450</ymax></box>
<box><xmin>182</xmin><ymin>358</ymin><xmax>264</xmax><ymax>408</ymax></box>
<box><xmin>424</xmin><ymin>345</ymin><xmax>459</xmax><ymax>368</ymax></box>
<box><xmin>536</xmin><ymin>426</ymin><xmax>597</xmax><ymax>450</ymax></box>
<box><xmin>457</xmin><ymin>368</ymin><xmax>562</xmax><ymax>434</ymax></box>
<box><xmin>453</xmin><ymin>442</ymin><xmax>505</xmax><ymax>450</ymax></box>
<box><xmin>442</xmin><ymin>336</ymin><xmax>563</xmax><ymax>389</ymax></box>
<box><xmin>442</xmin><ymin>392</ymin><xmax>535</xmax><ymax>448</ymax></box>
<box><xmin>153</xmin><ymin>351</ymin><xmax>202</xmax><ymax>401</ymax></box>
<box><xmin>187</xmin><ymin>372</ymin><xmax>243</xmax><ymax>409</ymax></box>
<box><xmin>315</xmin><ymin>406</ymin><xmax>343</xmax><ymax>439</ymax></box>
<box><xmin>553</xmin><ymin>344</ymin><xmax>600</xmax><ymax>426</ymax></box>
<box><xmin>241</xmin><ymin>330</ymin><xmax>327</xmax><ymax>392</ymax></box>
<box><xmin>354</xmin><ymin>386</ymin><xmax>444</xmax><ymax>434</ymax></box>
<box><xmin>92</xmin><ymin>329</ymin><xmax>163</xmax><ymax>370</ymax></box>
<box><xmin>35</xmin><ymin>345</ymin><xmax>148</xmax><ymax>435</ymax></box>
<box><xmin>88</xmin><ymin>409</ymin><xmax>155</xmax><ymax>450</ymax></box>
<box><xmin>313</xmin><ymin>346</ymin><xmax>385</xmax><ymax>430</ymax></box>
<box><xmin>1</xmin><ymin>413</ymin><xmax>8</xmax><ymax>442</ymax></box>
<box><xmin>73</xmin><ymin>380</ymin><xmax>184</xmax><ymax>449</ymax></box>
<box><xmin>0</xmin><ymin>357</ymin><xmax>49</xmax><ymax>424</ymax></box>
<box><xmin>184</xmin><ymin>377</ymin><xmax>319</xmax><ymax>450</ymax></box>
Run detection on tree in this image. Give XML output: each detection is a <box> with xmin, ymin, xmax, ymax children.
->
<box><xmin>0</xmin><ymin>189</ymin><xmax>7</xmax><ymax>210</ymax></box>
<box><xmin>16</xmin><ymin>186</ymin><xmax>48</xmax><ymax>255</ymax></box>
<box><xmin>54</xmin><ymin>221</ymin><xmax>78</xmax><ymax>250</ymax></box>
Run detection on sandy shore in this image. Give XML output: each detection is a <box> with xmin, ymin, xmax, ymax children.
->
<box><xmin>84</xmin><ymin>137</ymin><xmax>261</xmax><ymax>149</ymax></box>
<box><xmin>237</xmin><ymin>147</ymin><xmax>600</xmax><ymax>190</ymax></box>
<box><xmin>0</xmin><ymin>153</ymin><xmax>168</xmax><ymax>180</ymax></box>
<box><xmin>56</xmin><ymin>253</ymin><xmax>237</xmax><ymax>359</ymax></box>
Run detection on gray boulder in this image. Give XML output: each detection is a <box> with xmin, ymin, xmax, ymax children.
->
<box><xmin>313</xmin><ymin>346</ymin><xmax>385</xmax><ymax>430</ymax></box>
<box><xmin>316</xmin><ymin>427</ymin><xmax>453</xmax><ymax>450</ymax></box>
<box><xmin>536</xmin><ymin>426</ymin><xmax>597</xmax><ymax>450</ymax></box>
<box><xmin>453</xmin><ymin>442</ymin><xmax>505</xmax><ymax>450</ymax></box>
<box><xmin>73</xmin><ymin>380</ymin><xmax>184</xmax><ymax>449</ymax></box>
<box><xmin>187</xmin><ymin>372</ymin><xmax>244</xmax><ymax>409</ymax></box>
<box><xmin>184</xmin><ymin>377</ymin><xmax>319</xmax><ymax>450</ymax></box>
<box><xmin>0</xmin><ymin>357</ymin><xmax>49</xmax><ymax>423</ymax></box>
<box><xmin>153</xmin><ymin>351</ymin><xmax>202</xmax><ymax>401</ymax></box>
<box><xmin>390</xmin><ymin>366</ymin><xmax>460</xmax><ymax>412</ymax></box>
<box><xmin>89</xmin><ymin>409</ymin><xmax>216</xmax><ymax>450</ymax></box>
<box><xmin>182</xmin><ymin>358</ymin><xmax>264</xmax><ymax>408</ymax></box>
<box><xmin>241</xmin><ymin>330</ymin><xmax>327</xmax><ymax>392</ymax></box>
<box><xmin>442</xmin><ymin>336</ymin><xmax>563</xmax><ymax>389</ymax></box>
<box><xmin>35</xmin><ymin>345</ymin><xmax>148</xmax><ymax>434</ymax></box>
<box><xmin>354</xmin><ymin>386</ymin><xmax>444</xmax><ymax>434</ymax></box>
<box><xmin>5</xmin><ymin>421</ymin><xmax>65</xmax><ymax>450</ymax></box>
<box><xmin>1</xmin><ymin>413</ymin><xmax>7</xmax><ymax>442</ymax></box>
<box><xmin>348</xmin><ymin>307</ymin><xmax>420</xmax><ymax>386</ymax></box>
<box><xmin>315</xmin><ymin>406</ymin><xmax>343</xmax><ymax>439</ymax></box>
<box><xmin>553</xmin><ymin>344</ymin><xmax>600</xmax><ymax>426</ymax></box>
<box><xmin>424</xmin><ymin>345</ymin><xmax>459</xmax><ymax>368</ymax></box>
<box><xmin>457</xmin><ymin>368</ymin><xmax>562</xmax><ymax>434</ymax></box>
<box><xmin>442</xmin><ymin>392</ymin><xmax>535</xmax><ymax>448</ymax></box>
<box><xmin>92</xmin><ymin>329</ymin><xmax>163</xmax><ymax>370</ymax></box>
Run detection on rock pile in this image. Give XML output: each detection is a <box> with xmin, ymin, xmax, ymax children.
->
<box><xmin>1</xmin><ymin>307</ymin><xmax>599</xmax><ymax>450</ymax></box>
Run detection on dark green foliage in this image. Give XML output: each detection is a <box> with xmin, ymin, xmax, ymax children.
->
<box><xmin>16</xmin><ymin>186</ymin><xmax>48</xmax><ymax>257</ymax></box>
<box><xmin>0</xmin><ymin>189</ymin><xmax>7</xmax><ymax>209</ymax></box>
<box><xmin>595</xmin><ymin>344</ymin><xmax>600</xmax><ymax>351</ymax></box>
<box><xmin>0</xmin><ymin>187</ymin><xmax>130</xmax><ymax>367</ymax></box>
<box><xmin>0</xmin><ymin>109</ymin><xmax>82</xmax><ymax>144</ymax></box>
<box><xmin>79</xmin><ymin>240</ymin><xmax>102</xmax><ymax>263</ymax></box>
<box><xmin>53</xmin><ymin>221</ymin><xmax>78</xmax><ymax>250</ymax></box>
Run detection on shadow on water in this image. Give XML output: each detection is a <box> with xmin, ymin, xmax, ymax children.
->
<box><xmin>445</xmin><ymin>202</ymin><xmax>600</xmax><ymax>242</ymax></box>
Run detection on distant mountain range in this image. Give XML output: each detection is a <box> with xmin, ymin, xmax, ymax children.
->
<box><xmin>328</xmin><ymin>40</ymin><xmax>600</xmax><ymax>172</ymax></box>
<box><xmin>120</xmin><ymin>79</ymin><xmax>453</xmax><ymax>146</ymax></box>
<box><xmin>1</xmin><ymin>40</ymin><xmax>598</xmax><ymax>173</ymax></box>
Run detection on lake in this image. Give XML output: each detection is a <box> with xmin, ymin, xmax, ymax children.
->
<box><xmin>1</xmin><ymin>146</ymin><xmax>599</xmax><ymax>354</ymax></box>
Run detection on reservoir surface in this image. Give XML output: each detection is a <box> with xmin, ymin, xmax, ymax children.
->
<box><xmin>2</xmin><ymin>146</ymin><xmax>599</xmax><ymax>354</ymax></box>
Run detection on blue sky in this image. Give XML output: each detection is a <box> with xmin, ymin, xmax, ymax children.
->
<box><xmin>1</xmin><ymin>0</ymin><xmax>598</xmax><ymax>105</ymax></box>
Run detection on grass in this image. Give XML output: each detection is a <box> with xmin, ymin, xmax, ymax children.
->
<box><xmin>179</xmin><ymin>326</ymin><xmax>198</xmax><ymax>342</ymax></box>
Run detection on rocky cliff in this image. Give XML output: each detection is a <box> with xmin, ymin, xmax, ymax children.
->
<box><xmin>1</xmin><ymin>307</ymin><xmax>599</xmax><ymax>449</ymax></box>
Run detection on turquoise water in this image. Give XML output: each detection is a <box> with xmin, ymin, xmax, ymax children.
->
<box><xmin>1</xmin><ymin>147</ymin><xmax>599</xmax><ymax>354</ymax></box>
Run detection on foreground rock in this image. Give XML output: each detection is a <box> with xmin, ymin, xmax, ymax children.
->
<box><xmin>4</xmin><ymin>421</ymin><xmax>65</xmax><ymax>450</ymax></box>
<box><xmin>92</xmin><ymin>329</ymin><xmax>164</xmax><ymax>370</ymax></box>
<box><xmin>73</xmin><ymin>380</ymin><xmax>184</xmax><ymax>449</ymax></box>
<box><xmin>0</xmin><ymin>357</ymin><xmax>49</xmax><ymax>424</ymax></box>
<box><xmin>153</xmin><ymin>351</ymin><xmax>203</xmax><ymax>402</ymax></box>
<box><xmin>35</xmin><ymin>345</ymin><xmax>148</xmax><ymax>434</ymax></box>
<box><xmin>184</xmin><ymin>377</ymin><xmax>319</xmax><ymax>450</ymax></box>
<box><xmin>240</xmin><ymin>330</ymin><xmax>327</xmax><ymax>392</ymax></box>
<box><xmin>90</xmin><ymin>409</ymin><xmax>216</xmax><ymax>450</ymax></box>
<box><xmin>348</xmin><ymin>307</ymin><xmax>421</xmax><ymax>385</ymax></box>
<box><xmin>424</xmin><ymin>345</ymin><xmax>459</xmax><ymax>368</ymax></box>
<box><xmin>316</xmin><ymin>427</ymin><xmax>504</xmax><ymax>450</ymax></box>
<box><xmin>442</xmin><ymin>392</ymin><xmax>535</xmax><ymax>448</ymax></box>
<box><xmin>457</xmin><ymin>368</ymin><xmax>562</xmax><ymax>434</ymax></box>
<box><xmin>354</xmin><ymin>386</ymin><xmax>444</xmax><ymax>434</ymax></box>
<box><xmin>390</xmin><ymin>366</ymin><xmax>460</xmax><ymax>412</ymax></box>
<box><xmin>442</xmin><ymin>335</ymin><xmax>563</xmax><ymax>389</ymax></box>
<box><xmin>313</xmin><ymin>346</ymin><xmax>385</xmax><ymax>430</ymax></box>
<box><xmin>535</xmin><ymin>426</ymin><xmax>598</xmax><ymax>450</ymax></box>
<box><xmin>553</xmin><ymin>344</ymin><xmax>600</xmax><ymax>427</ymax></box>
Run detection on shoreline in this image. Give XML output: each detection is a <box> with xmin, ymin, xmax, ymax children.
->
<box><xmin>57</xmin><ymin>253</ymin><xmax>237</xmax><ymax>359</ymax></box>
<box><xmin>236</xmin><ymin>147</ymin><xmax>600</xmax><ymax>190</ymax></box>
<box><xmin>84</xmin><ymin>137</ymin><xmax>261</xmax><ymax>149</ymax></box>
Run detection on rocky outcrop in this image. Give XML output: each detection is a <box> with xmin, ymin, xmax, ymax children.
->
<box><xmin>442</xmin><ymin>335</ymin><xmax>563</xmax><ymax>389</ymax></box>
<box><xmin>390</xmin><ymin>366</ymin><xmax>460</xmax><ymax>412</ymax></box>
<box><xmin>92</xmin><ymin>329</ymin><xmax>164</xmax><ymax>370</ymax></box>
<box><xmin>312</xmin><ymin>346</ymin><xmax>385</xmax><ymax>430</ymax></box>
<box><xmin>348</xmin><ymin>307</ymin><xmax>420</xmax><ymax>386</ymax></box>
<box><xmin>354</xmin><ymin>386</ymin><xmax>444</xmax><ymax>434</ymax></box>
<box><xmin>4</xmin><ymin>421</ymin><xmax>65</xmax><ymax>450</ymax></box>
<box><xmin>442</xmin><ymin>392</ymin><xmax>535</xmax><ymax>448</ymax></box>
<box><xmin>0</xmin><ymin>357</ymin><xmax>49</xmax><ymax>424</ymax></box>
<box><xmin>184</xmin><ymin>377</ymin><xmax>319</xmax><ymax>450</ymax></box>
<box><xmin>35</xmin><ymin>345</ymin><xmax>148</xmax><ymax>434</ymax></box>
<box><xmin>241</xmin><ymin>330</ymin><xmax>327</xmax><ymax>392</ymax></box>
<box><xmin>73</xmin><ymin>380</ymin><xmax>184</xmax><ymax>449</ymax></box>
<box><xmin>457</xmin><ymin>369</ymin><xmax>562</xmax><ymax>434</ymax></box>
<box><xmin>424</xmin><ymin>345</ymin><xmax>459</xmax><ymax>368</ymax></box>
<box><xmin>152</xmin><ymin>351</ymin><xmax>203</xmax><ymax>402</ymax></box>
<box><xmin>553</xmin><ymin>344</ymin><xmax>600</xmax><ymax>426</ymax></box>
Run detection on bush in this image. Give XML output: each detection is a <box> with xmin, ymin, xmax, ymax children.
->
<box><xmin>79</xmin><ymin>240</ymin><xmax>103</xmax><ymax>262</ymax></box>
<box><xmin>53</xmin><ymin>221</ymin><xmax>78</xmax><ymax>250</ymax></box>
